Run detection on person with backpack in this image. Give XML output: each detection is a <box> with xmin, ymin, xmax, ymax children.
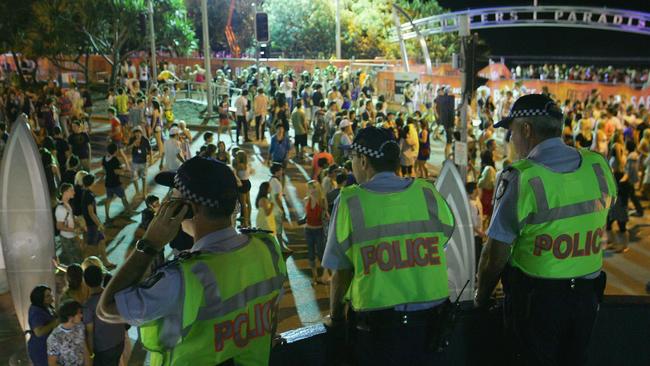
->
<box><xmin>55</xmin><ymin>183</ymin><xmax>82</xmax><ymax>265</ymax></box>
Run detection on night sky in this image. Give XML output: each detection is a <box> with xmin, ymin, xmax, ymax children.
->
<box><xmin>436</xmin><ymin>0</ymin><xmax>650</xmax><ymax>65</ymax></box>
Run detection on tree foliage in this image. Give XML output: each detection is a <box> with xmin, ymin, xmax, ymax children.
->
<box><xmin>261</xmin><ymin>0</ymin><xmax>458</xmax><ymax>61</ymax></box>
<box><xmin>3</xmin><ymin>0</ymin><xmax>197</xmax><ymax>86</ymax></box>
<box><xmin>262</xmin><ymin>0</ymin><xmax>335</xmax><ymax>58</ymax></box>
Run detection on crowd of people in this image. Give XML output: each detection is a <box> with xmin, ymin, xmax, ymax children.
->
<box><xmin>511</xmin><ymin>63</ymin><xmax>650</xmax><ymax>86</ymax></box>
<box><xmin>27</xmin><ymin>260</ymin><xmax>129</xmax><ymax>366</ymax></box>
<box><xmin>1</xmin><ymin>57</ymin><xmax>649</xmax><ymax>365</ymax></box>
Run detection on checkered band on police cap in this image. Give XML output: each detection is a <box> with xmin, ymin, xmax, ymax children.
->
<box><xmin>174</xmin><ymin>173</ymin><xmax>221</xmax><ymax>208</ymax></box>
<box><xmin>350</xmin><ymin>142</ymin><xmax>384</xmax><ymax>158</ymax></box>
<box><xmin>351</xmin><ymin>127</ymin><xmax>400</xmax><ymax>159</ymax></box>
<box><xmin>508</xmin><ymin>108</ymin><xmax>552</xmax><ymax>119</ymax></box>
<box><xmin>495</xmin><ymin>94</ymin><xmax>562</xmax><ymax>129</ymax></box>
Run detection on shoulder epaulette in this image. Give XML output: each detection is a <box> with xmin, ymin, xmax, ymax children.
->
<box><xmin>153</xmin><ymin>250</ymin><xmax>203</xmax><ymax>272</ymax></box>
<box><xmin>239</xmin><ymin>227</ymin><xmax>274</xmax><ymax>235</ymax></box>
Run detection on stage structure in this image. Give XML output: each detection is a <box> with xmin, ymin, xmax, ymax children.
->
<box><xmin>390</xmin><ymin>5</ymin><xmax>650</xmax><ymax>68</ymax></box>
<box><xmin>0</xmin><ymin>115</ymin><xmax>56</xmax><ymax>332</ymax></box>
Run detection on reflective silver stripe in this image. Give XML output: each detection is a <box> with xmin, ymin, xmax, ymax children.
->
<box><xmin>523</xmin><ymin>165</ymin><xmax>610</xmax><ymax>225</ymax></box>
<box><xmin>179</xmin><ymin>261</ymin><xmax>222</xmax><ymax>337</ymax></box>
<box><xmin>345</xmin><ymin>187</ymin><xmax>454</xmax><ymax>246</ymax></box>
<box><xmin>191</xmin><ymin>262</ymin><xmax>222</xmax><ymax>305</ymax></box>
<box><xmin>187</xmin><ymin>236</ymin><xmax>285</xmax><ymax>326</ymax></box>
<box><xmin>592</xmin><ymin>163</ymin><xmax>609</xmax><ymax>200</ymax></box>
<box><xmin>529</xmin><ymin>177</ymin><xmax>549</xmax><ymax>211</ymax></box>
<box><xmin>195</xmin><ymin>275</ymin><xmax>285</xmax><ymax>321</ymax></box>
<box><xmin>259</xmin><ymin>236</ymin><xmax>282</xmax><ymax>275</ymax></box>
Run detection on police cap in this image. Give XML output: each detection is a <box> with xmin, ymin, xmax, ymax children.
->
<box><xmin>495</xmin><ymin>93</ymin><xmax>563</xmax><ymax>129</ymax></box>
<box><xmin>351</xmin><ymin>126</ymin><xmax>399</xmax><ymax>160</ymax></box>
<box><xmin>155</xmin><ymin>156</ymin><xmax>238</xmax><ymax>209</ymax></box>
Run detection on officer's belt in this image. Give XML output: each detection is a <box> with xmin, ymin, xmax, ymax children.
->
<box><xmin>510</xmin><ymin>266</ymin><xmax>603</xmax><ymax>293</ymax></box>
<box><xmin>355</xmin><ymin>307</ymin><xmax>439</xmax><ymax>330</ymax></box>
<box><xmin>521</xmin><ymin>163</ymin><xmax>610</xmax><ymax>226</ymax></box>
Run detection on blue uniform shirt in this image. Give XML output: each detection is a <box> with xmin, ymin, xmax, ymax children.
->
<box><xmin>115</xmin><ymin>227</ymin><xmax>249</xmax><ymax>333</ymax></box>
<box><xmin>322</xmin><ymin>171</ymin><xmax>445</xmax><ymax>311</ymax></box>
<box><xmin>487</xmin><ymin>137</ymin><xmax>580</xmax><ymax>245</ymax></box>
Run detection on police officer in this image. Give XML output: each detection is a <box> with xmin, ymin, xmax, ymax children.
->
<box><xmin>322</xmin><ymin>127</ymin><xmax>456</xmax><ymax>365</ymax></box>
<box><xmin>98</xmin><ymin>156</ymin><xmax>287</xmax><ymax>365</ymax></box>
<box><xmin>474</xmin><ymin>94</ymin><xmax>614</xmax><ymax>365</ymax></box>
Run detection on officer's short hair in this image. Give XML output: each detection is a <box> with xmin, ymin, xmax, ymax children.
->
<box><xmin>518</xmin><ymin>115</ymin><xmax>563</xmax><ymax>140</ymax></box>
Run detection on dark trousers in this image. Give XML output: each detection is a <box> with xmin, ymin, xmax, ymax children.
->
<box><xmin>236</xmin><ymin>115</ymin><xmax>248</xmax><ymax>143</ymax></box>
<box><xmin>94</xmin><ymin>341</ymin><xmax>124</xmax><ymax>366</ymax></box>
<box><xmin>503</xmin><ymin>266</ymin><xmax>606</xmax><ymax>366</ymax></box>
<box><xmin>255</xmin><ymin>115</ymin><xmax>265</xmax><ymax>140</ymax></box>
<box><xmin>353</xmin><ymin>308</ymin><xmax>442</xmax><ymax>366</ymax></box>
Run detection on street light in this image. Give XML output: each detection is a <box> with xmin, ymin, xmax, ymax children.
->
<box><xmin>148</xmin><ymin>0</ymin><xmax>157</xmax><ymax>89</ymax></box>
<box><xmin>335</xmin><ymin>0</ymin><xmax>341</xmax><ymax>59</ymax></box>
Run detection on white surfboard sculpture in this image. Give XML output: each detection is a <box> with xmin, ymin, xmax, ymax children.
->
<box><xmin>0</xmin><ymin>115</ymin><xmax>56</xmax><ymax>331</ymax></box>
<box><xmin>435</xmin><ymin>160</ymin><xmax>475</xmax><ymax>301</ymax></box>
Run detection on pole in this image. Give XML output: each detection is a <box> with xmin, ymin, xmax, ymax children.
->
<box><xmin>393</xmin><ymin>4</ymin><xmax>431</xmax><ymax>75</ymax></box>
<box><xmin>458</xmin><ymin>14</ymin><xmax>470</xmax><ymax>183</ymax></box>
<box><xmin>148</xmin><ymin>0</ymin><xmax>157</xmax><ymax>89</ymax></box>
<box><xmin>201</xmin><ymin>0</ymin><xmax>213</xmax><ymax>118</ymax></box>
<box><xmin>335</xmin><ymin>0</ymin><xmax>341</xmax><ymax>59</ymax></box>
<box><xmin>253</xmin><ymin>3</ymin><xmax>260</xmax><ymax>71</ymax></box>
<box><xmin>392</xmin><ymin>8</ymin><xmax>409</xmax><ymax>72</ymax></box>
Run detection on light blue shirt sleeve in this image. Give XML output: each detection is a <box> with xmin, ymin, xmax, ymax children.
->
<box><xmin>115</xmin><ymin>265</ymin><xmax>182</xmax><ymax>326</ymax></box>
<box><xmin>486</xmin><ymin>168</ymin><xmax>521</xmax><ymax>245</ymax></box>
<box><xmin>322</xmin><ymin>196</ymin><xmax>353</xmax><ymax>270</ymax></box>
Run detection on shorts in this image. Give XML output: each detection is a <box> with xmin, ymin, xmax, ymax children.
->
<box><xmin>58</xmin><ymin>236</ymin><xmax>82</xmax><ymax>265</ymax></box>
<box><xmin>118</xmin><ymin>114</ymin><xmax>129</xmax><ymax>126</ymax></box>
<box><xmin>238</xmin><ymin>179</ymin><xmax>252</xmax><ymax>194</ymax></box>
<box><xmin>86</xmin><ymin>225</ymin><xmax>105</xmax><ymax>245</ymax></box>
<box><xmin>444</xmin><ymin>127</ymin><xmax>454</xmax><ymax>144</ymax></box>
<box><xmin>295</xmin><ymin>134</ymin><xmax>307</xmax><ymax>147</ymax></box>
<box><xmin>132</xmin><ymin>163</ymin><xmax>147</xmax><ymax>178</ymax></box>
<box><xmin>106</xmin><ymin>185</ymin><xmax>126</xmax><ymax>199</ymax></box>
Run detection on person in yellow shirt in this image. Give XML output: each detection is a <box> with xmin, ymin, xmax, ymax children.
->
<box><xmin>114</xmin><ymin>87</ymin><xmax>130</xmax><ymax>140</ymax></box>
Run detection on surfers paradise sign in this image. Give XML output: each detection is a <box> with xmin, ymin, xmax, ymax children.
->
<box><xmin>392</xmin><ymin>6</ymin><xmax>650</xmax><ymax>41</ymax></box>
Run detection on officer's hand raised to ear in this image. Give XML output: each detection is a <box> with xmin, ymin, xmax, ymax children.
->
<box><xmin>142</xmin><ymin>199</ymin><xmax>189</xmax><ymax>250</ymax></box>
